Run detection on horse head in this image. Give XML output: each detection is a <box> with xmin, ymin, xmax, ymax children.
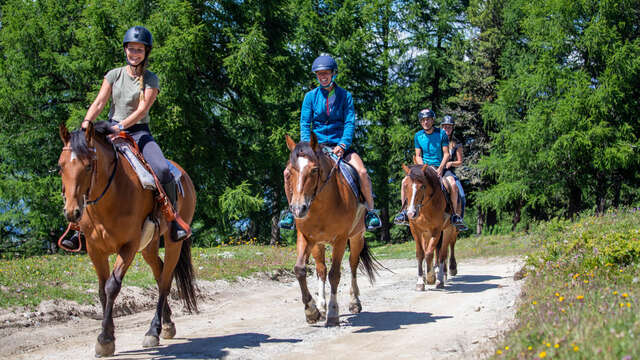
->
<box><xmin>58</xmin><ymin>122</ymin><xmax>114</xmax><ymax>222</ymax></box>
<box><xmin>285</xmin><ymin>132</ymin><xmax>329</xmax><ymax>219</ymax></box>
<box><xmin>402</xmin><ymin>164</ymin><xmax>438</xmax><ymax>220</ymax></box>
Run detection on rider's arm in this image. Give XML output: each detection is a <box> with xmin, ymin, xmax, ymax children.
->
<box><xmin>300</xmin><ymin>91</ymin><xmax>313</xmax><ymax>142</ymax></box>
<box><xmin>82</xmin><ymin>79</ymin><xmax>112</xmax><ymax>128</ymax></box>
<box><xmin>415</xmin><ymin>148</ymin><xmax>424</xmax><ymax>165</ymax></box>
<box><xmin>448</xmin><ymin>144</ymin><xmax>463</xmax><ymax>168</ymax></box>
<box><xmin>438</xmin><ymin>146</ymin><xmax>450</xmax><ymax>175</ymax></box>
<box><xmin>338</xmin><ymin>90</ymin><xmax>355</xmax><ymax>150</ymax></box>
<box><xmin>116</xmin><ymin>87</ymin><xmax>158</xmax><ymax>131</ymax></box>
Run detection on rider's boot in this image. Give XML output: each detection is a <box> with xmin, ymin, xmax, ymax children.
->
<box><xmin>365</xmin><ymin>210</ymin><xmax>382</xmax><ymax>230</ymax></box>
<box><xmin>451</xmin><ymin>213</ymin><xmax>468</xmax><ymax>231</ymax></box>
<box><xmin>393</xmin><ymin>210</ymin><xmax>409</xmax><ymax>226</ymax></box>
<box><xmin>163</xmin><ymin>179</ymin><xmax>191</xmax><ymax>241</ymax></box>
<box><xmin>278</xmin><ymin>210</ymin><xmax>295</xmax><ymax>230</ymax></box>
<box><xmin>61</xmin><ymin>231</ymin><xmax>82</xmax><ymax>250</ymax></box>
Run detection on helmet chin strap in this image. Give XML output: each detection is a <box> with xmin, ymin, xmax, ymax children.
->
<box><xmin>318</xmin><ymin>74</ymin><xmax>337</xmax><ymax>89</ymax></box>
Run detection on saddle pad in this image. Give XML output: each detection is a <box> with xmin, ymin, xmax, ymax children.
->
<box><xmin>168</xmin><ymin>161</ymin><xmax>184</xmax><ymax>197</ymax></box>
<box><xmin>323</xmin><ymin>147</ymin><xmax>363</xmax><ymax>203</ymax></box>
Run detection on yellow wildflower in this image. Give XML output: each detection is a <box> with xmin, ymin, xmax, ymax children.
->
<box><xmin>573</xmin><ymin>345</ymin><xmax>579</xmax><ymax>351</ymax></box>
<box><xmin>558</xmin><ymin>296</ymin><xmax>564</xmax><ymax>302</ymax></box>
<box><xmin>540</xmin><ymin>351</ymin><xmax>547</xmax><ymax>358</ymax></box>
<box><xmin>622</xmin><ymin>293</ymin><xmax>629</xmax><ymax>298</ymax></box>
<box><xmin>528</xmin><ymin>346</ymin><xmax>532</xmax><ymax>351</ymax></box>
<box><xmin>576</xmin><ymin>295</ymin><xmax>584</xmax><ymax>300</ymax></box>
<box><xmin>554</xmin><ymin>344</ymin><xmax>559</xmax><ymax>348</ymax></box>
<box><xmin>614</xmin><ymin>291</ymin><xmax>619</xmax><ymax>295</ymax></box>
<box><xmin>496</xmin><ymin>350</ymin><xmax>502</xmax><ymax>355</ymax></box>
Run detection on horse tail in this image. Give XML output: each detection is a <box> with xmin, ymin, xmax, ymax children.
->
<box><xmin>173</xmin><ymin>238</ymin><xmax>198</xmax><ymax>313</ymax></box>
<box><xmin>358</xmin><ymin>240</ymin><xmax>387</xmax><ymax>284</ymax></box>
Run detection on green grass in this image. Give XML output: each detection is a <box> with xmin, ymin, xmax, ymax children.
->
<box><xmin>491</xmin><ymin>208</ymin><xmax>640</xmax><ymax>359</ymax></box>
<box><xmin>0</xmin><ymin>231</ymin><xmax>532</xmax><ymax>310</ymax></box>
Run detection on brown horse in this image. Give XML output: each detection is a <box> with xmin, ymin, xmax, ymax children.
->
<box><xmin>401</xmin><ymin>164</ymin><xmax>459</xmax><ymax>290</ymax></box>
<box><xmin>285</xmin><ymin>133</ymin><xmax>379</xmax><ymax>326</ymax></box>
<box><xmin>58</xmin><ymin>122</ymin><xmax>197</xmax><ymax>357</ymax></box>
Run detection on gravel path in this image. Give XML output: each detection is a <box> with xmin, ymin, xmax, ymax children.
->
<box><xmin>2</xmin><ymin>257</ymin><xmax>523</xmax><ymax>360</ymax></box>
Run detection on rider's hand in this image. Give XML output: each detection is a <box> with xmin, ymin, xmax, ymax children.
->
<box><xmin>332</xmin><ymin>145</ymin><xmax>345</xmax><ymax>158</ymax></box>
<box><xmin>437</xmin><ymin>167</ymin><xmax>444</xmax><ymax>177</ymax></box>
<box><xmin>81</xmin><ymin>119</ymin><xmax>90</xmax><ymax>130</ymax></box>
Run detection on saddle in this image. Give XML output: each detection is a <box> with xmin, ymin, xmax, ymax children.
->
<box><xmin>322</xmin><ymin>147</ymin><xmax>365</xmax><ymax>203</ymax></box>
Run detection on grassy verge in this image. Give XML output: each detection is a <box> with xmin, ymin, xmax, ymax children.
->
<box><xmin>0</xmin><ymin>229</ymin><xmax>533</xmax><ymax>310</ymax></box>
<box><xmin>491</xmin><ymin>208</ymin><xmax>640</xmax><ymax>359</ymax></box>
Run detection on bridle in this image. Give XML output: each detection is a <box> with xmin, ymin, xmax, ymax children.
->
<box><xmin>292</xmin><ymin>151</ymin><xmax>340</xmax><ymax>210</ymax></box>
<box><xmin>61</xmin><ymin>141</ymin><xmax>118</xmax><ymax>209</ymax></box>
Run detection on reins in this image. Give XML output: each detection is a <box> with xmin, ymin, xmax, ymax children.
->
<box><xmin>306</xmin><ymin>152</ymin><xmax>340</xmax><ymax>205</ymax></box>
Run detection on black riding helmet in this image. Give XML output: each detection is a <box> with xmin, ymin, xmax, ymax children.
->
<box><xmin>123</xmin><ymin>26</ymin><xmax>153</xmax><ymax>67</ymax></box>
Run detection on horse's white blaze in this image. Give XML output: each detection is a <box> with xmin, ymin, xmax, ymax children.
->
<box><xmin>407</xmin><ymin>183</ymin><xmax>418</xmax><ymax>215</ymax></box>
<box><xmin>296</xmin><ymin>157</ymin><xmax>310</xmax><ymax>193</ymax></box>
<box><xmin>70</xmin><ymin>151</ymin><xmax>78</xmax><ymax>162</ymax></box>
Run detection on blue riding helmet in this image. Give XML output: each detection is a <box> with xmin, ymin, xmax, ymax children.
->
<box><xmin>123</xmin><ymin>26</ymin><xmax>153</xmax><ymax>48</ymax></box>
<box><xmin>441</xmin><ymin>115</ymin><xmax>454</xmax><ymax>125</ymax></box>
<box><xmin>311</xmin><ymin>55</ymin><xmax>338</xmax><ymax>73</ymax></box>
<box><xmin>418</xmin><ymin>108</ymin><xmax>436</xmax><ymax>120</ymax></box>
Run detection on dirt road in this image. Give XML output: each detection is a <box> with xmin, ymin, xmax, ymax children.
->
<box><xmin>2</xmin><ymin>257</ymin><xmax>523</xmax><ymax>360</ymax></box>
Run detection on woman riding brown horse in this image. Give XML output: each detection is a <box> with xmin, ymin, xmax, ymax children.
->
<box><xmin>285</xmin><ymin>133</ymin><xmax>379</xmax><ymax>326</ymax></box>
<box><xmin>58</xmin><ymin>121</ymin><xmax>197</xmax><ymax>357</ymax></box>
<box><xmin>401</xmin><ymin>163</ymin><xmax>459</xmax><ymax>290</ymax></box>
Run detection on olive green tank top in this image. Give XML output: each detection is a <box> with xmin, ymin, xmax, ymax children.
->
<box><xmin>104</xmin><ymin>66</ymin><xmax>160</xmax><ymax>125</ymax></box>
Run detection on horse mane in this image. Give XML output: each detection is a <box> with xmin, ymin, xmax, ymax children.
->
<box><xmin>408</xmin><ymin>164</ymin><xmax>439</xmax><ymax>192</ymax></box>
<box><xmin>289</xmin><ymin>141</ymin><xmax>319</xmax><ymax>168</ymax></box>
<box><xmin>70</xmin><ymin>121</ymin><xmax>115</xmax><ymax>158</ymax></box>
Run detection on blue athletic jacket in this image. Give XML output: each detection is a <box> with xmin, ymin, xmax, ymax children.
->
<box><xmin>300</xmin><ymin>85</ymin><xmax>356</xmax><ymax>150</ymax></box>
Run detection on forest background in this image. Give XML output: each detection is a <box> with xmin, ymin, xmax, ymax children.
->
<box><xmin>0</xmin><ymin>0</ymin><xmax>638</xmax><ymax>255</ymax></box>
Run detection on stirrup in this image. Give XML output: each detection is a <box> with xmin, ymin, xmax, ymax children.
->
<box><xmin>58</xmin><ymin>225</ymin><xmax>84</xmax><ymax>252</ymax></box>
<box><xmin>393</xmin><ymin>210</ymin><xmax>409</xmax><ymax>226</ymax></box>
<box><xmin>365</xmin><ymin>210</ymin><xmax>382</xmax><ymax>230</ymax></box>
<box><xmin>451</xmin><ymin>214</ymin><xmax>468</xmax><ymax>231</ymax></box>
<box><xmin>278</xmin><ymin>210</ymin><xmax>295</xmax><ymax>230</ymax></box>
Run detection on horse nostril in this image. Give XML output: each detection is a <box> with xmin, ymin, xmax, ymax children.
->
<box><xmin>73</xmin><ymin>209</ymin><xmax>81</xmax><ymax>220</ymax></box>
<box><xmin>300</xmin><ymin>204</ymin><xmax>308</xmax><ymax>214</ymax></box>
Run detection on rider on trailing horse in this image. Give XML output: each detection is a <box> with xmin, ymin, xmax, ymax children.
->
<box><xmin>394</xmin><ymin>109</ymin><xmax>467</xmax><ymax>231</ymax></box>
<box><xmin>279</xmin><ymin>55</ymin><xmax>381</xmax><ymax>231</ymax></box>
<box><xmin>61</xmin><ymin>26</ymin><xmax>189</xmax><ymax>250</ymax></box>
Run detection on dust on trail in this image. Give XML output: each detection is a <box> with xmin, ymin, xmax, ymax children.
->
<box><xmin>1</xmin><ymin>257</ymin><xmax>523</xmax><ymax>360</ymax></box>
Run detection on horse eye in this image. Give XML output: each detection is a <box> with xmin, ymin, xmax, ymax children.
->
<box><xmin>85</xmin><ymin>164</ymin><xmax>92</xmax><ymax>172</ymax></box>
<box><xmin>311</xmin><ymin>168</ymin><xmax>319</xmax><ymax>174</ymax></box>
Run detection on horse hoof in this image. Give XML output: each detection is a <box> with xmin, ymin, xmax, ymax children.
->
<box><xmin>415</xmin><ymin>284</ymin><xmax>425</xmax><ymax>291</ymax></box>
<box><xmin>142</xmin><ymin>335</ymin><xmax>159</xmax><ymax>348</ymax></box>
<box><xmin>325</xmin><ymin>316</ymin><xmax>340</xmax><ymax>327</ymax></box>
<box><xmin>349</xmin><ymin>301</ymin><xmax>362</xmax><ymax>314</ymax></box>
<box><xmin>426</xmin><ymin>272</ymin><xmax>436</xmax><ymax>285</ymax></box>
<box><xmin>95</xmin><ymin>341</ymin><xmax>115</xmax><ymax>358</ymax></box>
<box><xmin>161</xmin><ymin>323</ymin><xmax>176</xmax><ymax>339</ymax></box>
<box><xmin>305</xmin><ymin>308</ymin><xmax>322</xmax><ymax>324</ymax></box>
<box><xmin>450</xmin><ymin>268</ymin><xmax>457</xmax><ymax>277</ymax></box>
<box><xmin>436</xmin><ymin>281</ymin><xmax>445</xmax><ymax>289</ymax></box>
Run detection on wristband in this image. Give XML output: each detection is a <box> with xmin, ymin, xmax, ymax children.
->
<box><xmin>117</xmin><ymin>123</ymin><xmax>124</xmax><ymax>131</ymax></box>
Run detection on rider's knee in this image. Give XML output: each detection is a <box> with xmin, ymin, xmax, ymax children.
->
<box><xmin>357</xmin><ymin>168</ymin><xmax>368</xmax><ymax>179</ymax></box>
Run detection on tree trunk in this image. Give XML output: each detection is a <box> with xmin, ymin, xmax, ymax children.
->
<box><xmin>567</xmin><ymin>181</ymin><xmax>582</xmax><ymax>219</ymax></box>
<box><xmin>380</xmin><ymin>206</ymin><xmax>391</xmax><ymax>243</ymax></box>
<box><xmin>511</xmin><ymin>202</ymin><xmax>522</xmax><ymax>231</ymax></box>
<box><xmin>476</xmin><ymin>208</ymin><xmax>485</xmax><ymax>235</ymax></box>
<box><xmin>270</xmin><ymin>212</ymin><xmax>280</xmax><ymax>246</ymax></box>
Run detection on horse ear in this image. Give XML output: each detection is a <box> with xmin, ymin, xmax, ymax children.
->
<box><xmin>402</xmin><ymin>164</ymin><xmax>411</xmax><ymax>174</ymax></box>
<box><xmin>310</xmin><ymin>132</ymin><xmax>319</xmax><ymax>152</ymax></box>
<box><xmin>421</xmin><ymin>165</ymin><xmax>429</xmax><ymax>175</ymax></box>
<box><xmin>84</xmin><ymin>121</ymin><xmax>94</xmax><ymax>146</ymax></box>
<box><xmin>59</xmin><ymin>123</ymin><xmax>70</xmax><ymax>143</ymax></box>
<box><xmin>285</xmin><ymin>134</ymin><xmax>296</xmax><ymax>151</ymax></box>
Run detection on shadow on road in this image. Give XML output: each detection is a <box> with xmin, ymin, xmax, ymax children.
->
<box><xmin>443</xmin><ymin>274</ymin><xmax>503</xmax><ymax>293</ymax></box>
<box><xmin>117</xmin><ymin>332</ymin><xmax>302</xmax><ymax>359</ymax></box>
<box><xmin>343</xmin><ymin>311</ymin><xmax>452</xmax><ymax>333</ymax></box>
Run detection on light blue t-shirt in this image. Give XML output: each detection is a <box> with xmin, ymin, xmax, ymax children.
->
<box><xmin>414</xmin><ymin>128</ymin><xmax>449</xmax><ymax>166</ymax></box>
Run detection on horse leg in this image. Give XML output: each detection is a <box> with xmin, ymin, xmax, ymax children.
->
<box><xmin>348</xmin><ymin>236</ymin><xmax>364</xmax><ymax>313</ymax></box>
<box><xmin>143</xmin><ymin>236</ymin><xmax>182</xmax><ymax>347</ymax></box>
<box><xmin>326</xmin><ymin>238</ymin><xmax>347</xmax><ymax>327</ymax></box>
<box><xmin>410</xmin><ymin>226</ymin><xmax>425</xmax><ymax>291</ymax></box>
<box><xmin>96</xmin><ymin>243</ymin><xmax>136</xmax><ymax>357</ymax></box>
<box><xmin>310</xmin><ymin>243</ymin><xmax>327</xmax><ymax>319</ymax></box>
<box><xmin>449</xmin><ymin>230</ymin><xmax>458</xmax><ymax>276</ymax></box>
<box><xmin>88</xmin><ymin>251</ymin><xmax>114</xmax><ymax>357</ymax></box>
<box><xmin>294</xmin><ymin>231</ymin><xmax>321</xmax><ymax>324</ymax></box>
<box><xmin>425</xmin><ymin>233</ymin><xmax>437</xmax><ymax>285</ymax></box>
<box><xmin>436</xmin><ymin>231</ymin><xmax>450</xmax><ymax>289</ymax></box>
<box><xmin>141</xmin><ymin>233</ymin><xmax>176</xmax><ymax>341</ymax></box>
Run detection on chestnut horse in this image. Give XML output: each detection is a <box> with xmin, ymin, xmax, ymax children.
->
<box><xmin>285</xmin><ymin>133</ymin><xmax>379</xmax><ymax>326</ymax></box>
<box><xmin>58</xmin><ymin>122</ymin><xmax>197</xmax><ymax>357</ymax></box>
<box><xmin>401</xmin><ymin>164</ymin><xmax>459</xmax><ymax>290</ymax></box>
